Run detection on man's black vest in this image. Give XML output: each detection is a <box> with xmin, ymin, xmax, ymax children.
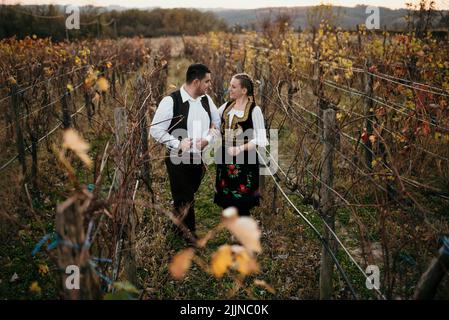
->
<box><xmin>167</xmin><ymin>90</ymin><xmax>212</xmax><ymax>142</ymax></box>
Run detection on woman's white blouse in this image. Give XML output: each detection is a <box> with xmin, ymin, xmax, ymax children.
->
<box><xmin>218</xmin><ymin>103</ymin><xmax>269</xmax><ymax>147</ymax></box>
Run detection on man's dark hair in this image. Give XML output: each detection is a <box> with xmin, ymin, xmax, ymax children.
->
<box><xmin>186</xmin><ymin>63</ymin><xmax>211</xmax><ymax>84</ymax></box>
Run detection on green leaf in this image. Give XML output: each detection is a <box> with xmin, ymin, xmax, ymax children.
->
<box><xmin>112</xmin><ymin>281</ymin><xmax>139</xmax><ymax>294</ymax></box>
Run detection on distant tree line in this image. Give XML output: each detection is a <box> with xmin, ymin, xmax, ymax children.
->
<box><xmin>0</xmin><ymin>5</ymin><xmax>229</xmax><ymax>40</ymax></box>
<box><xmin>227</xmin><ymin>4</ymin><xmax>449</xmax><ymax>34</ymax></box>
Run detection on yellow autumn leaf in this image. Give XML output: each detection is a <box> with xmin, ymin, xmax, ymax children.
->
<box><xmin>44</xmin><ymin>67</ymin><xmax>53</xmax><ymax>77</ymax></box>
<box><xmin>254</xmin><ymin>279</ymin><xmax>275</xmax><ymax>294</ymax></box>
<box><xmin>8</xmin><ymin>76</ymin><xmax>17</xmax><ymax>85</ymax></box>
<box><xmin>96</xmin><ymin>77</ymin><xmax>109</xmax><ymax>92</ymax></box>
<box><xmin>29</xmin><ymin>281</ymin><xmax>41</xmax><ymax>294</ymax></box>
<box><xmin>211</xmin><ymin>245</ymin><xmax>233</xmax><ymax>278</ymax></box>
<box><xmin>84</xmin><ymin>68</ymin><xmax>97</xmax><ymax>88</ymax></box>
<box><xmin>84</xmin><ymin>77</ymin><xmax>93</xmax><ymax>87</ymax></box>
<box><xmin>394</xmin><ymin>133</ymin><xmax>406</xmax><ymax>143</ymax></box>
<box><xmin>232</xmin><ymin>245</ymin><xmax>259</xmax><ymax>276</ymax></box>
<box><xmin>62</xmin><ymin>129</ymin><xmax>92</xmax><ymax>168</ymax></box>
<box><xmin>67</xmin><ymin>84</ymin><xmax>74</xmax><ymax>92</ymax></box>
<box><xmin>38</xmin><ymin>264</ymin><xmax>49</xmax><ymax>276</ymax></box>
<box><xmin>372</xmin><ymin>156</ymin><xmax>382</xmax><ymax>168</ymax></box>
<box><xmin>223</xmin><ymin>215</ymin><xmax>262</xmax><ymax>254</ymax></box>
<box><xmin>336</xmin><ymin>112</ymin><xmax>343</xmax><ymax>120</ymax></box>
<box><xmin>169</xmin><ymin>248</ymin><xmax>194</xmax><ymax>280</ymax></box>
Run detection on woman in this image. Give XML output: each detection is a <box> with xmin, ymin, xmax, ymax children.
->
<box><xmin>214</xmin><ymin>73</ymin><xmax>269</xmax><ymax>216</ymax></box>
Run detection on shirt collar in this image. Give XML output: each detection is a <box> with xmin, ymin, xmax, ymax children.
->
<box><xmin>180</xmin><ymin>85</ymin><xmax>205</xmax><ymax>103</ymax></box>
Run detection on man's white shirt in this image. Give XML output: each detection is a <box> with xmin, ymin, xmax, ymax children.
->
<box><xmin>150</xmin><ymin>86</ymin><xmax>221</xmax><ymax>153</ymax></box>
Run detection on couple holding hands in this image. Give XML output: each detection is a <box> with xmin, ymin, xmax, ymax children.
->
<box><xmin>150</xmin><ymin>63</ymin><xmax>268</xmax><ymax>241</ymax></box>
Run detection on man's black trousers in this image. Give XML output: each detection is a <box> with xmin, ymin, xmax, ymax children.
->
<box><xmin>165</xmin><ymin>156</ymin><xmax>204</xmax><ymax>233</ymax></box>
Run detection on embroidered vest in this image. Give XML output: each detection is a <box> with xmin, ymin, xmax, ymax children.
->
<box><xmin>220</xmin><ymin>98</ymin><xmax>258</xmax><ymax>165</ymax></box>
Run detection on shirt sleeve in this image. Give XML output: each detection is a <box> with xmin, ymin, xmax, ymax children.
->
<box><xmin>217</xmin><ymin>102</ymin><xmax>228</xmax><ymax>118</ymax></box>
<box><xmin>205</xmin><ymin>96</ymin><xmax>222</xmax><ymax>144</ymax></box>
<box><xmin>250</xmin><ymin>106</ymin><xmax>269</xmax><ymax>147</ymax></box>
<box><xmin>208</xmin><ymin>95</ymin><xmax>221</xmax><ymax>130</ymax></box>
<box><xmin>150</xmin><ymin>96</ymin><xmax>181</xmax><ymax>149</ymax></box>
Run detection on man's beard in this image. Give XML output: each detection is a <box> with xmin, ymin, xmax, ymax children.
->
<box><xmin>196</xmin><ymin>88</ymin><xmax>207</xmax><ymax>96</ymax></box>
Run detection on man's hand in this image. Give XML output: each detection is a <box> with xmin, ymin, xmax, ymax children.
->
<box><xmin>180</xmin><ymin>138</ymin><xmax>193</xmax><ymax>153</ymax></box>
<box><xmin>195</xmin><ymin>138</ymin><xmax>209</xmax><ymax>151</ymax></box>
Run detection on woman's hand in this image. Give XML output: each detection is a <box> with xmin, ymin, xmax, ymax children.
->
<box><xmin>208</xmin><ymin>123</ymin><xmax>220</xmax><ymax>138</ymax></box>
<box><xmin>195</xmin><ymin>138</ymin><xmax>209</xmax><ymax>151</ymax></box>
<box><xmin>227</xmin><ymin>145</ymin><xmax>244</xmax><ymax>156</ymax></box>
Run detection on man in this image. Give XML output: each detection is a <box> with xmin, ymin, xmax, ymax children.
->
<box><xmin>150</xmin><ymin>63</ymin><xmax>220</xmax><ymax>242</ymax></box>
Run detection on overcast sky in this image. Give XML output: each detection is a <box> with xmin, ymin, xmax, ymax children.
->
<box><xmin>4</xmin><ymin>0</ymin><xmax>449</xmax><ymax>10</ymax></box>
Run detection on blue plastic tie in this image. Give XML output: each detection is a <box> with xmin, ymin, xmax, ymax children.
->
<box><xmin>32</xmin><ymin>233</ymin><xmax>54</xmax><ymax>256</ymax></box>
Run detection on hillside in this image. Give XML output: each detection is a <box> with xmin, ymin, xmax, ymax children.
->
<box><xmin>212</xmin><ymin>6</ymin><xmax>410</xmax><ymax>30</ymax></box>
